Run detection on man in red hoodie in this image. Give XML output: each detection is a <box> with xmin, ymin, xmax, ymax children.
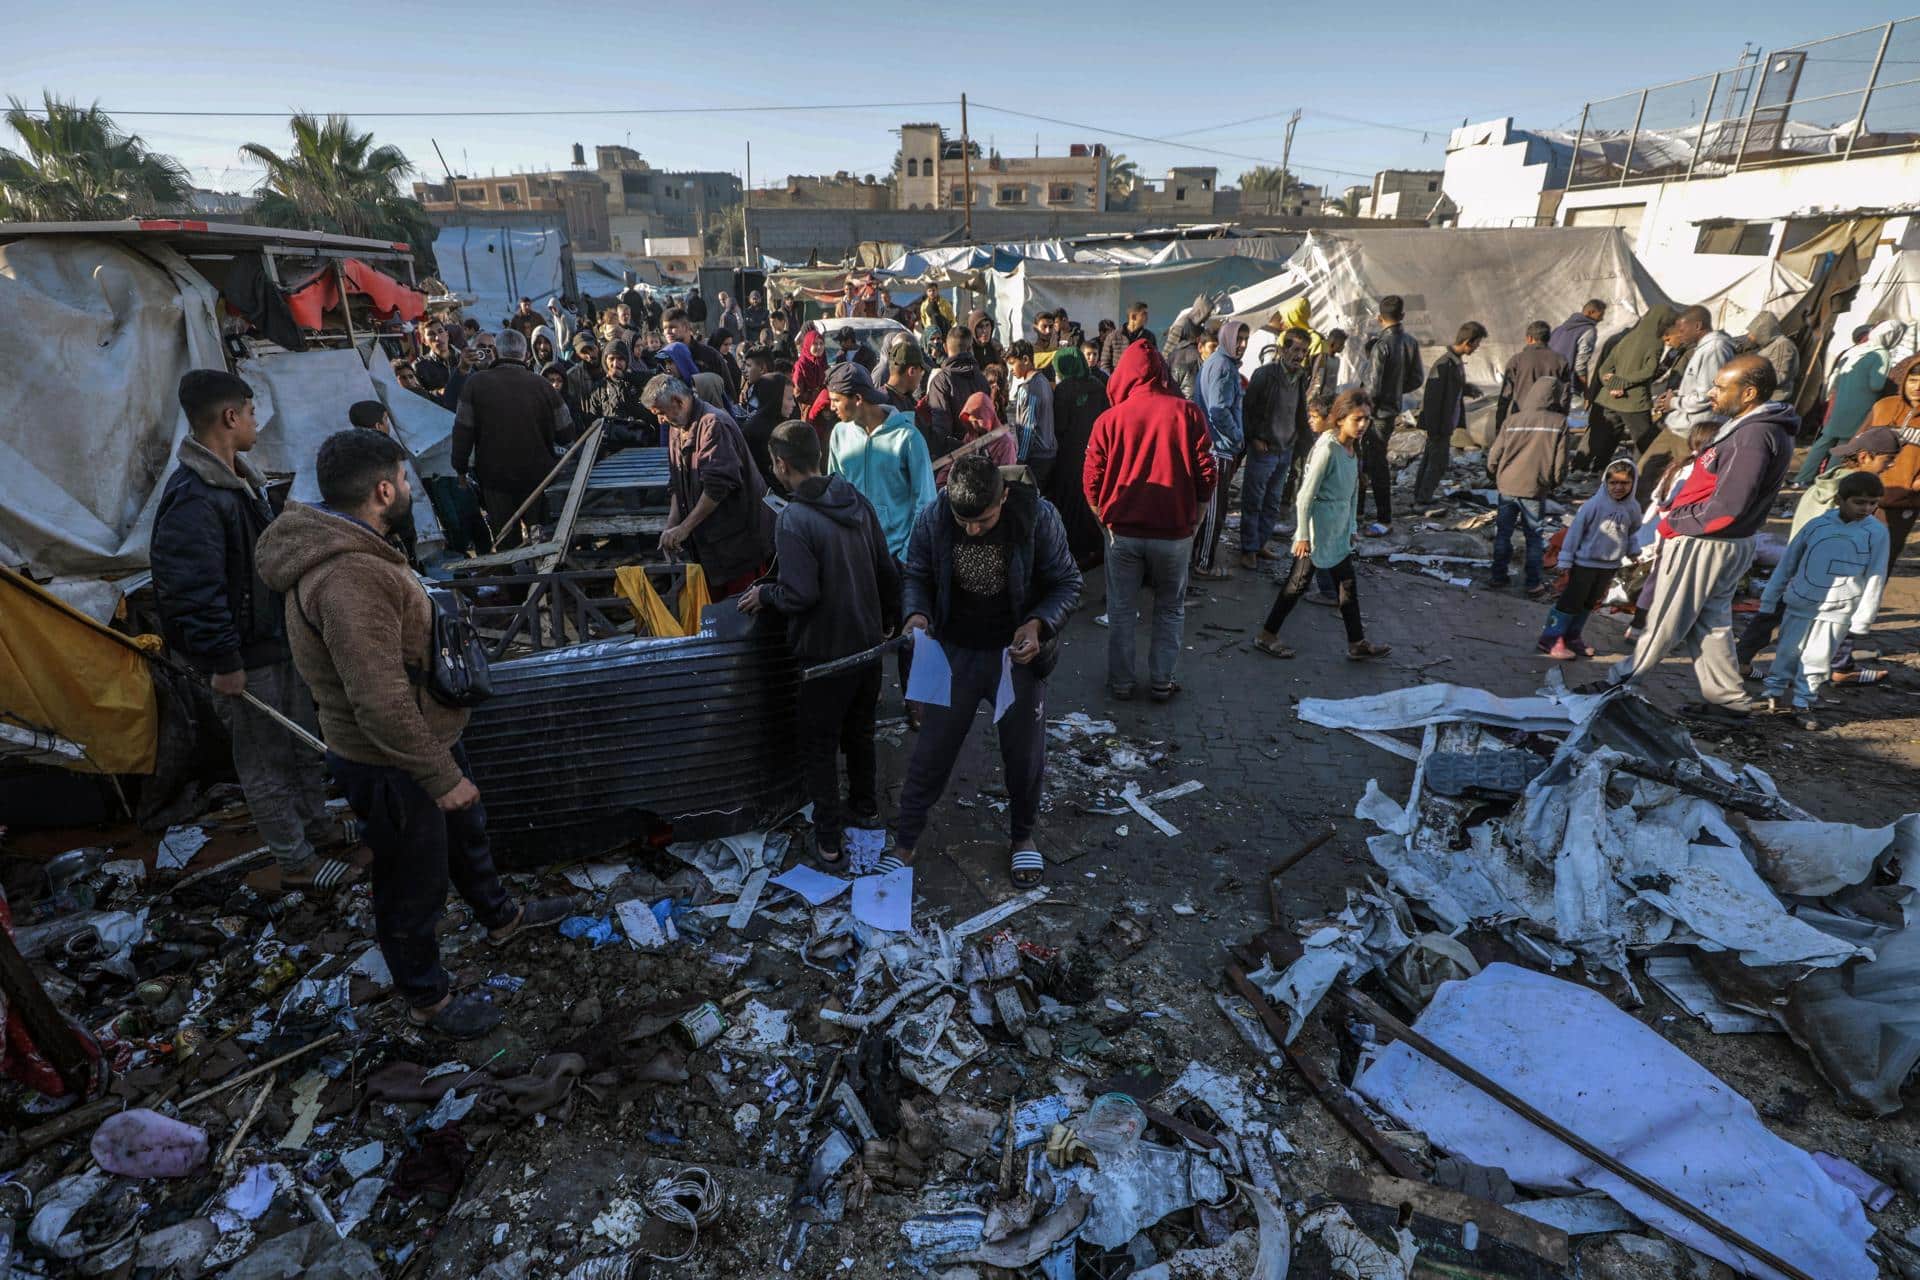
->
<box><xmin>1083</xmin><ymin>342</ymin><xmax>1219</xmax><ymax>702</ymax></box>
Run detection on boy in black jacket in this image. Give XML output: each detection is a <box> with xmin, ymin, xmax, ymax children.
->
<box><xmin>151</xmin><ymin>370</ymin><xmax>346</xmax><ymax>890</ymax></box>
<box><xmin>739</xmin><ymin>422</ymin><xmax>901</xmax><ymax>866</ymax></box>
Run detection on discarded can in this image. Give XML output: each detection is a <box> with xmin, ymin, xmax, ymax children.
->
<box><xmin>249</xmin><ymin>955</ymin><xmax>299</xmax><ymax>998</ymax></box>
<box><xmin>135</xmin><ymin>978</ymin><xmax>174</xmax><ymax>1008</ymax></box>
<box><xmin>674</xmin><ymin>1002</ymin><xmax>728</xmax><ymax>1049</ymax></box>
<box><xmin>173</xmin><ymin>1025</ymin><xmax>205</xmax><ymax>1058</ymax></box>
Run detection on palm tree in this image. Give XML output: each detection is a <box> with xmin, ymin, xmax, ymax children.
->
<box><xmin>242</xmin><ymin>114</ymin><xmax>432</xmax><ymax>257</ymax></box>
<box><xmin>1329</xmin><ymin>190</ymin><xmax>1362</xmax><ymax>218</ymax></box>
<box><xmin>0</xmin><ymin>94</ymin><xmax>193</xmax><ymax>221</ymax></box>
<box><xmin>1237</xmin><ymin>166</ymin><xmax>1302</xmax><ymax>213</ymax></box>
<box><xmin>1105</xmin><ymin>152</ymin><xmax>1138</xmax><ymax>204</ymax></box>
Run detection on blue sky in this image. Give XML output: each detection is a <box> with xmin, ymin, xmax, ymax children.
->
<box><xmin>2</xmin><ymin>2</ymin><xmax>1906</xmax><ymax>196</ymax></box>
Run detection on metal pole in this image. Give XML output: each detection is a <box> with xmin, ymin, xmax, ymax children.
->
<box><xmin>1847</xmin><ymin>21</ymin><xmax>1895</xmax><ymax>161</ymax></box>
<box><xmin>743</xmin><ymin>141</ymin><xmax>753</xmax><ymax>263</ymax></box>
<box><xmin>960</xmin><ymin>94</ymin><xmax>974</xmax><ymax>243</ymax></box>
<box><xmin>1618</xmin><ymin>90</ymin><xmax>1647</xmax><ymax>188</ymax></box>
<box><xmin>1685</xmin><ymin>72</ymin><xmax>1721</xmax><ymax>182</ymax></box>
<box><xmin>1733</xmin><ymin>57</ymin><xmax>1768</xmax><ymax>173</ymax></box>
<box><xmin>1280</xmin><ymin>109</ymin><xmax>1301</xmax><ymax>215</ymax></box>
<box><xmin>1568</xmin><ymin>104</ymin><xmax>1591</xmax><ymax>190</ymax></box>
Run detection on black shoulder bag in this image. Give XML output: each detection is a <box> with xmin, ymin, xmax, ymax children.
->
<box><xmin>297</xmin><ymin>581</ymin><xmax>492</xmax><ymax>709</ymax></box>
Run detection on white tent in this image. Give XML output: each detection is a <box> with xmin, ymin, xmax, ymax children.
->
<box><xmin>1824</xmin><ymin>250</ymin><xmax>1920</xmax><ymax>385</ymax></box>
<box><xmin>431</xmin><ymin>225</ymin><xmax>568</xmax><ymax>330</ymax></box>
<box><xmin>1220</xmin><ymin>227</ymin><xmax>1665</xmax><ymax>434</ymax></box>
<box><xmin>1640</xmin><ymin>254</ymin><xmax>1813</xmax><ymax>335</ymax></box>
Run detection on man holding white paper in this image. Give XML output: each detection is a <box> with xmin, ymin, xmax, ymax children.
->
<box><xmin>892</xmin><ymin>455</ymin><xmax>1082</xmax><ymax>887</ymax></box>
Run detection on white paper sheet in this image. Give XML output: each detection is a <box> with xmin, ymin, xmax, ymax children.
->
<box><xmin>906</xmin><ymin>630</ymin><xmax>952</xmax><ymax>707</ymax></box>
<box><xmin>615</xmin><ymin>898</ymin><xmax>669</xmax><ymax>948</ymax></box>
<box><xmin>852</xmin><ymin>865</ymin><xmax>914</xmax><ymax>932</ymax></box>
<box><xmin>993</xmin><ymin>649</ymin><xmax>1016</xmax><ymax>723</ymax></box>
<box><xmin>156</xmin><ymin>825</ymin><xmax>208</xmax><ymax>870</ymax></box>
<box><xmin>1355</xmin><ymin>964</ymin><xmax>1874</xmax><ymax>1280</ymax></box>
<box><xmin>770</xmin><ymin>864</ymin><xmax>854</xmax><ymax>907</ymax></box>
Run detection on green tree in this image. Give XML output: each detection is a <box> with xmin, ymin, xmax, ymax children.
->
<box><xmin>0</xmin><ymin>93</ymin><xmax>193</xmax><ymax>221</ymax></box>
<box><xmin>1329</xmin><ymin>190</ymin><xmax>1362</xmax><ymax>217</ymax></box>
<box><xmin>242</xmin><ymin>114</ymin><xmax>433</xmax><ymax>259</ymax></box>
<box><xmin>1105</xmin><ymin>152</ymin><xmax>1138</xmax><ymax>203</ymax></box>
<box><xmin>1238</xmin><ymin>165</ymin><xmax>1303</xmax><ymax>212</ymax></box>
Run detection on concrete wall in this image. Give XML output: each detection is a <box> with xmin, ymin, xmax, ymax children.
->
<box><xmin>1442</xmin><ymin>119</ymin><xmax>1563</xmax><ymax>228</ymax></box>
<box><xmin>747</xmin><ymin>208</ymin><xmax>1393</xmax><ymax>263</ymax></box>
<box><xmin>1556</xmin><ymin>150</ymin><xmax>1920</xmax><ymax>264</ymax></box>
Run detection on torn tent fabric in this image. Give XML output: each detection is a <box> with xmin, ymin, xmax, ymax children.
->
<box><xmin>0</xmin><ymin>567</ymin><xmax>160</xmax><ymax>774</ymax></box>
<box><xmin>613</xmin><ymin>565</ymin><xmax>712</xmax><ymax>639</ymax></box>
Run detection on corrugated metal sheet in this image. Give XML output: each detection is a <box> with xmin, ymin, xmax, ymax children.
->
<box><xmin>462</xmin><ymin>623</ymin><xmax>803</xmax><ymax>866</ymax></box>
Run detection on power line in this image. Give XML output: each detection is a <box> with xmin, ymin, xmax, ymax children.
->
<box><xmin>7</xmin><ymin>99</ymin><xmax>954</xmax><ymax>120</ymax></box>
<box><xmin>966</xmin><ymin>101</ymin><xmax>1376</xmax><ymax>180</ymax></box>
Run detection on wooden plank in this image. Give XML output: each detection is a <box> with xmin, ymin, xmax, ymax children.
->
<box><xmin>1326</xmin><ymin>1168</ymin><xmax>1571</xmax><ymax>1269</ymax></box>
<box><xmin>572</xmin><ymin>514</ymin><xmax>669</xmax><ymax>536</ymax></box>
<box><xmin>537</xmin><ymin>424</ymin><xmax>605</xmax><ymax>575</ymax></box>
<box><xmin>0</xmin><ymin>925</ymin><xmax>93</xmax><ymax>1097</ymax></box>
<box><xmin>1224</xmin><ymin>961</ymin><xmax>1423</xmax><ymax>1180</ymax></box>
<box><xmin>449</xmin><ymin>541</ymin><xmax>561</xmax><ymax>572</ymax></box>
<box><xmin>1331</xmin><ymin>986</ymin><xmax>1819</xmax><ymax>1280</ymax></box>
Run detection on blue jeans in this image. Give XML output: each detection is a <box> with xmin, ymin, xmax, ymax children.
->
<box><xmin>1492</xmin><ymin>497</ymin><xmax>1547</xmax><ymax>589</ymax></box>
<box><xmin>1239</xmin><ymin>447</ymin><xmax>1288</xmax><ymax>554</ymax></box>
<box><xmin>1105</xmin><ymin>533</ymin><xmax>1191</xmax><ymax>690</ymax></box>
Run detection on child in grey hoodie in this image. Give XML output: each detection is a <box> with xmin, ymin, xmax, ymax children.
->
<box><xmin>1539</xmin><ymin>459</ymin><xmax>1642</xmax><ymax>659</ymax></box>
<box><xmin>1760</xmin><ymin>470</ymin><xmax>1889</xmax><ymax>729</ymax></box>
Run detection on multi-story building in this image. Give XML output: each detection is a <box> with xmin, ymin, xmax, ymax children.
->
<box><xmin>1361</xmin><ymin>170</ymin><xmax>1446</xmax><ymax>220</ymax></box>
<box><xmin>1131</xmin><ymin>167</ymin><xmax>1222</xmax><ymax>217</ymax></box>
<box><xmin>895</xmin><ymin>123</ymin><xmax>1109</xmax><ymax>212</ymax></box>
<box><xmin>413</xmin><ymin>169</ymin><xmax>610</xmax><ymax>251</ymax></box>
<box><xmin>750</xmin><ymin>172</ymin><xmax>892</xmax><ymax>210</ymax></box>
<box><xmin>592</xmin><ymin>145</ymin><xmax>742</xmax><ymax>248</ymax></box>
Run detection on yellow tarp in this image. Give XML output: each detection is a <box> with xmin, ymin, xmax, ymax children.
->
<box><xmin>0</xmin><ymin>568</ymin><xmax>160</xmax><ymax>774</ymax></box>
<box><xmin>613</xmin><ymin>564</ymin><xmax>712</xmax><ymax>639</ymax></box>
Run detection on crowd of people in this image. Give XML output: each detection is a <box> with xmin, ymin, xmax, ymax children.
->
<box><xmin>141</xmin><ymin>273</ymin><xmax>1920</xmax><ymax>1036</ymax></box>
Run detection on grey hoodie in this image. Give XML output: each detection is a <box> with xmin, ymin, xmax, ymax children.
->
<box><xmin>1562</xmin><ymin>463</ymin><xmax>1644</xmax><ymax>568</ymax></box>
<box><xmin>1745</xmin><ymin>312</ymin><xmax>1799</xmax><ymax>403</ymax></box>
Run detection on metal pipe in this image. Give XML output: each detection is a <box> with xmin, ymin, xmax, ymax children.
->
<box><xmin>1686</xmin><ymin>71</ymin><xmax>1722</xmax><ymax>182</ymax></box>
<box><xmin>1618</xmin><ymin>90</ymin><xmax>1648</xmax><ymax>188</ymax></box>
<box><xmin>1847</xmin><ymin>20</ymin><xmax>1896</xmax><ymax>162</ymax></box>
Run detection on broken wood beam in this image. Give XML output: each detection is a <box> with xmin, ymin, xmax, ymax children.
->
<box><xmin>0</xmin><ymin>921</ymin><xmax>94</xmax><ymax>1098</ymax></box>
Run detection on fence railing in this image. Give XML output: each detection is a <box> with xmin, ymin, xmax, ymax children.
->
<box><xmin>1568</xmin><ymin>16</ymin><xmax>1920</xmax><ymax>188</ymax></box>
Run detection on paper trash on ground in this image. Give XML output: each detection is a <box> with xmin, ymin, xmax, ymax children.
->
<box><xmin>772</xmin><ymin>864</ymin><xmax>854</xmax><ymax>907</ymax></box>
<box><xmin>1355</xmin><ymin>964</ymin><xmax>1874</xmax><ymax>1280</ymax></box>
<box><xmin>157</xmin><ymin>825</ymin><xmax>209</xmax><ymax>871</ymax></box>
<box><xmin>852</xmin><ymin>865</ymin><xmax>914</xmax><ymax>932</ymax></box>
<box><xmin>615</xmin><ymin>898</ymin><xmax>672</xmax><ymax>948</ymax></box>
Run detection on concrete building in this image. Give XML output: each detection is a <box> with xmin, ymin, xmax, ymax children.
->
<box><xmin>1360</xmin><ymin>170</ymin><xmax>1445</xmax><ymax>220</ymax></box>
<box><xmin>592</xmin><ymin>144</ymin><xmax>741</xmax><ymax>247</ymax></box>
<box><xmin>750</xmin><ymin>172</ymin><xmax>891</xmax><ymax>210</ymax></box>
<box><xmin>895</xmin><ymin>123</ymin><xmax>1109</xmax><ymax>212</ymax></box>
<box><xmin>190</xmin><ymin>188</ymin><xmax>258</xmax><ymax>216</ymax></box>
<box><xmin>1441</xmin><ymin>16</ymin><xmax>1920</xmax><ymax>269</ymax></box>
<box><xmin>414</xmin><ymin>170</ymin><xmax>610</xmax><ymax>252</ymax></box>
<box><xmin>1132</xmin><ymin>167</ymin><xmax>1223</xmax><ymax>217</ymax></box>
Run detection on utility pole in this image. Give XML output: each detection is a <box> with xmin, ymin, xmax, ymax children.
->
<box><xmin>743</xmin><ymin>141</ymin><xmax>752</xmax><ymax>264</ymax></box>
<box><xmin>1279</xmin><ymin>110</ymin><xmax>1301</xmax><ymax>215</ymax></box>
<box><xmin>960</xmin><ymin>94</ymin><xmax>974</xmax><ymax>243</ymax></box>
<box><xmin>431</xmin><ymin>139</ymin><xmax>455</xmax><ymax>182</ymax></box>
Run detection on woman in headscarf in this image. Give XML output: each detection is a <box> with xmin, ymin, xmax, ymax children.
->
<box><xmin>936</xmin><ymin>391</ymin><xmax>1017</xmax><ymax>485</ymax></box>
<box><xmin>1800</xmin><ymin>320</ymin><xmax>1907</xmax><ymax>485</ymax></box>
<box><xmin>1868</xmin><ymin>355</ymin><xmax>1920</xmax><ymax>559</ymax></box>
<box><xmin>793</xmin><ymin>327</ymin><xmax>828</xmax><ymax>407</ymax></box>
<box><xmin>739</xmin><ymin>373</ymin><xmax>795</xmax><ymax>492</ymax></box>
<box><xmin>1043</xmin><ymin>346</ymin><xmax>1110</xmax><ymax>567</ymax></box>
<box><xmin>1274</xmin><ymin>296</ymin><xmax>1326</xmax><ymax>356</ymax></box>
<box><xmin>1591</xmin><ymin>302</ymin><xmax>1678</xmax><ymax>456</ymax></box>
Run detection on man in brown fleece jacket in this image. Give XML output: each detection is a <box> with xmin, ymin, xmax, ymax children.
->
<box><xmin>257</xmin><ymin>429</ymin><xmax>570</xmax><ymax>1039</ymax></box>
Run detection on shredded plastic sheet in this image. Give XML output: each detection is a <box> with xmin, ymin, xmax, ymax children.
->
<box><xmin>1298</xmin><ymin>682</ymin><xmax>1601</xmax><ymax>735</ymax></box>
<box><xmin>1356</xmin><ymin>965</ymin><xmax>1875</xmax><ymax>1280</ymax></box>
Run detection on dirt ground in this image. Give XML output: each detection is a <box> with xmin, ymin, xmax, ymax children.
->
<box><xmin>6</xmin><ymin>456</ymin><xmax>1920</xmax><ymax>1278</ymax></box>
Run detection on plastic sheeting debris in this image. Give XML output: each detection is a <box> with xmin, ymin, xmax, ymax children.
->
<box><xmin>1299</xmin><ymin>682</ymin><xmax>1601</xmax><ymax>734</ymax></box>
<box><xmin>1356</xmin><ymin>964</ymin><xmax>1874</xmax><ymax>1280</ymax></box>
<box><xmin>1245</xmin><ymin>885</ymin><xmax>1414</xmax><ymax>1040</ymax></box>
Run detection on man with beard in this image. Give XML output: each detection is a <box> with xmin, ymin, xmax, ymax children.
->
<box><xmin>645</xmin><ymin>374</ymin><xmax>774</xmax><ymax>597</ymax></box>
<box><xmin>257</xmin><ymin>429</ymin><xmax>573</xmax><ymax>1039</ymax></box>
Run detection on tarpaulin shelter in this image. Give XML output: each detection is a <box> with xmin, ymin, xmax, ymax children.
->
<box><xmin>0</xmin><ymin>220</ymin><xmax>443</xmax><ymax>594</ymax></box>
<box><xmin>0</xmin><ymin>567</ymin><xmax>159</xmax><ymax>775</ymax></box>
<box><xmin>431</xmin><ymin>224</ymin><xmax>570</xmax><ymax>329</ymax></box>
<box><xmin>284</xmin><ymin>258</ymin><xmax>426</xmax><ymax>329</ymax></box>
<box><xmin>986</xmin><ymin>255</ymin><xmax>1279</xmax><ymax>346</ymax></box>
<box><xmin>1825</xmin><ymin>250</ymin><xmax>1920</xmax><ymax>383</ymax></box>
<box><xmin>1641</xmin><ymin>254</ymin><xmax>1814</xmax><ymax>335</ymax></box>
<box><xmin>1220</xmin><ymin>227</ymin><xmax>1665</xmax><ymax>433</ymax></box>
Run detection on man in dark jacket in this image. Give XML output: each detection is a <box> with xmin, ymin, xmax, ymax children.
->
<box><xmin>1608</xmin><ymin>355</ymin><xmax>1797</xmax><ymax>721</ymax></box>
<box><xmin>895</xmin><ymin>455</ymin><xmax>1082</xmax><ymax>886</ymax></box>
<box><xmin>739</xmin><ymin>423</ymin><xmax>901</xmax><ymax>864</ymax></box>
<box><xmin>1363</xmin><ymin>295</ymin><xmax>1424</xmax><ymax>530</ymax></box>
<box><xmin>646</xmin><ymin>373</ymin><xmax>774</xmax><ymax>597</ymax></box>
<box><xmin>926</xmin><ymin>326</ymin><xmax>992</xmax><ymax>445</ymax></box>
<box><xmin>452</xmin><ymin>330</ymin><xmax>572</xmax><ymax>546</ymax></box>
<box><xmin>1098</xmin><ymin>301</ymin><xmax>1154</xmax><ymax>374</ymax></box>
<box><xmin>685</xmin><ymin>287</ymin><xmax>708</xmax><ymax>333</ymax></box>
<box><xmin>414</xmin><ymin>319</ymin><xmax>471</xmax><ymax>411</ymax></box>
<box><xmin>1494</xmin><ymin>321</ymin><xmax>1571</xmax><ymax>435</ymax></box>
<box><xmin>1484</xmin><ymin>377</ymin><xmax>1572</xmax><ymax>595</ymax></box>
<box><xmin>1085</xmin><ymin>343</ymin><xmax>1217</xmax><ymax>700</ymax></box>
<box><xmin>664</xmin><ymin>307</ymin><xmax>731</xmax><ymax>396</ymax></box>
<box><xmin>1413</xmin><ymin>321</ymin><xmax>1485</xmax><ymax>504</ymax></box>
<box><xmin>583</xmin><ymin>343</ymin><xmax>660</xmax><ymax>448</ymax></box>
<box><xmin>151</xmin><ymin>370</ymin><xmax>339</xmax><ymax>889</ymax></box>
<box><xmin>1549</xmin><ymin>300</ymin><xmax>1607</xmax><ymax>399</ymax></box>
<box><xmin>1240</xmin><ymin>329</ymin><xmax>1311</xmax><ymax>568</ymax></box>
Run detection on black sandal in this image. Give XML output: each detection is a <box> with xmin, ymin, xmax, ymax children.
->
<box><xmin>1010</xmin><ymin>847</ymin><xmax>1045</xmax><ymax>887</ymax></box>
<box><xmin>407</xmin><ymin>992</ymin><xmax>504</xmax><ymax>1040</ymax></box>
